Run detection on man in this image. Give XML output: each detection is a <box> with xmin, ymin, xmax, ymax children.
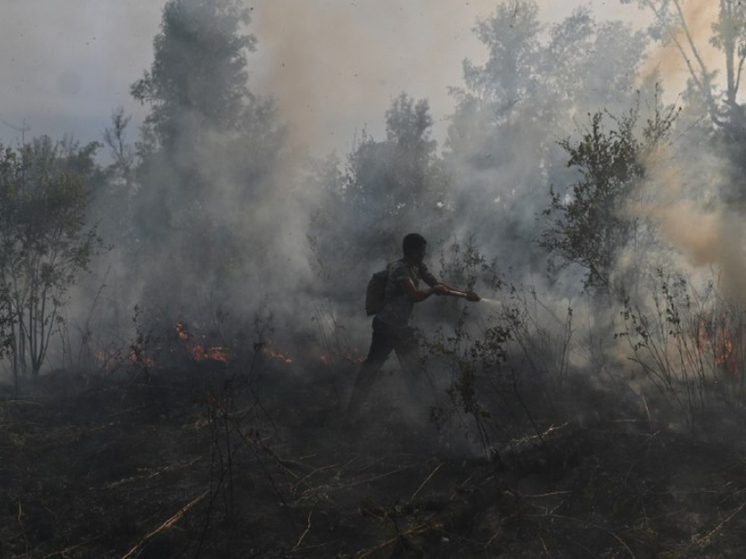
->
<box><xmin>348</xmin><ymin>233</ymin><xmax>480</xmax><ymax>413</ymax></box>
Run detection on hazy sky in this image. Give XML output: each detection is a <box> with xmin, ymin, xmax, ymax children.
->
<box><xmin>0</xmin><ymin>1</ymin><xmax>653</xmax><ymax>157</ymax></box>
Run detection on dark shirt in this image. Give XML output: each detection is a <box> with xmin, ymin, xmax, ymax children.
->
<box><xmin>375</xmin><ymin>259</ymin><xmax>437</xmax><ymax>327</ymax></box>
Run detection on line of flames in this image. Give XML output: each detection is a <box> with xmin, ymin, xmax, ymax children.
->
<box><xmin>94</xmin><ymin>323</ymin><xmax>366</xmax><ymax>371</ymax></box>
<box><xmin>695</xmin><ymin>312</ymin><xmax>743</xmax><ymax>376</ymax></box>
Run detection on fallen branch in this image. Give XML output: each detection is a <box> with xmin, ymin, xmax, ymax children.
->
<box><xmin>120</xmin><ymin>491</ymin><xmax>208</xmax><ymax>559</ymax></box>
<box><xmin>354</xmin><ymin>523</ymin><xmax>434</xmax><ymax>559</ymax></box>
<box><xmin>17</xmin><ymin>501</ymin><xmax>30</xmax><ymax>557</ymax></box>
<box><xmin>292</xmin><ymin>463</ymin><xmax>339</xmax><ymax>494</ymax></box>
<box><xmin>410</xmin><ymin>462</ymin><xmax>443</xmax><ymax>502</ymax></box>
<box><xmin>40</xmin><ymin>536</ymin><xmax>105</xmax><ymax>559</ymax></box>
<box><xmin>532</xmin><ymin>514</ymin><xmax>635</xmax><ymax>559</ymax></box>
<box><xmin>337</xmin><ymin>465</ymin><xmax>413</xmax><ymax>491</ymax></box>
<box><xmin>290</xmin><ymin>508</ymin><xmax>314</xmax><ymax>553</ymax></box>
<box><xmin>104</xmin><ymin>457</ymin><xmax>201</xmax><ymax>489</ymax></box>
<box><xmin>694</xmin><ymin>499</ymin><xmax>746</xmax><ymax>548</ymax></box>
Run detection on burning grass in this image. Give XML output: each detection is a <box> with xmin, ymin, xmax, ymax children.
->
<box><xmin>4</xmin><ymin>277</ymin><xmax>746</xmax><ymax>557</ymax></box>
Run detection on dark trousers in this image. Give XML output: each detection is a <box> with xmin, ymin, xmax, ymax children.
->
<box><xmin>348</xmin><ymin>318</ymin><xmax>422</xmax><ymax>412</ymax></box>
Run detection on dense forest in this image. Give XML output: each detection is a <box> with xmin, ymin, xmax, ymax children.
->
<box><xmin>4</xmin><ymin>0</ymin><xmax>746</xmax><ymax>557</ymax></box>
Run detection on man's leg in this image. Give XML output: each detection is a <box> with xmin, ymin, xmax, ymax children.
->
<box><xmin>347</xmin><ymin>319</ymin><xmax>393</xmax><ymax>414</ymax></box>
<box><xmin>393</xmin><ymin>327</ymin><xmax>430</xmax><ymax>401</ymax></box>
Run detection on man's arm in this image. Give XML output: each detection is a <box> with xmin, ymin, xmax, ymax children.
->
<box><xmin>423</xmin><ymin>277</ymin><xmax>481</xmax><ymax>302</ymax></box>
<box><xmin>403</xmin><ymin>278</ymin><xmax>449</xmax><ymax>302</ymax></box>
<box><xmin>419</xmin><ymin>264</ymin><xmax>479</xmax><ymax>301</ymax></box>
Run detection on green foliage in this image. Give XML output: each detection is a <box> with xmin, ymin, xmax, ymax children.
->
<box><xmin>540</xmin><ymin>98</ymin><xmax>678</xmax><ymax>293</ymax></box>
<box><xmin>0</xmin><ymin>137</ymin><xmax>102</xmax><ymax>379</ymax></box>
<box><xmin>437</xmin><ymin>236</ymin><xmax>503</xmax><ymax>295</ymax></box>
<box><xmin>308</xmin><ymin>94</ymin><xmax>451</xmax><ymax>301</ymax></box>
<box><xmin>346</xmin><ymin>94</ymin><xmax>447</xmax><ymax>222</ymax></box>
<box><xmin>446</xmin><ymin>1</ymin><xmax>649</xmax><ymax>270</ymax></box>
<box><xmin>131</xmin><ymin>0</ymin><xmax>255</xmax><ymax>148</ymax></box>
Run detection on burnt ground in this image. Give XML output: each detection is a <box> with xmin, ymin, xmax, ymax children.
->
<box><xmin>2</xmin><ymin>358</ymin><xmax>746</xmax><ymax>559</ymax></box>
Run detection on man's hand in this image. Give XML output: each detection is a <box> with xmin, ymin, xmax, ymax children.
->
<box><xmin>432</xmin><ymin>284</ymin><xmax>450</xmax><ymax>296</ymax></box>
<box><xmin>466</xmin><ymin>291</ymin><xmax>481</xmax><ymax>302</ymax></box>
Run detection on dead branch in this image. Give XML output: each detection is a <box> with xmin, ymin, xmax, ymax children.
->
<box><xmin>354</xmin><ymin>523</ymin><xmax>434</xmax><ymax>559</ymax></box>
<box><xmin>40</xmin><ymin>536</ymin><xmax>105</xmax><ymax>559</ymax></box>
<box><xmin>410</xmin><ymin>462</ymin><xmax>443</xmax><ymax>502</ymax></box>
<box><xmin>120</xmin><ymin>490</ymin><xmax>208</xmax><ymax>559</ymax></box>
<box><xmin>290</xmin><ymin>508</ymin><xmax>314</xmax><ymax>553</ymax></box>
<box><xmin>292</xmin><ymin>463</ymin><xmax>340</xmax><ymax>493</ymax></box>
<box><xmin>104</xmin><ymin>457</ymin><xmax>201</xmax><ymax>489</ymax></box>
<box><xmin>532</xmin><ymin>513</ymin><xmax>636</xmax><ymax>558</ymax></box>
<box><xmin>693</xmin><ymin>498</ymin><xmax>746</xmax><ymax>548</ymax></box>
<box><xmin>17</xmin><ymin>501</ymin><xmax>30</xmax><ymax>558</ymax></box>
<box><xmin>336</xmin><ymin>464</ymin><xmax>414</xmax><ymax>491</ymax></box>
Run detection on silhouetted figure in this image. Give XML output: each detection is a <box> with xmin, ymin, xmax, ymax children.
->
<box><xmin>348</xmin><ymin>233</ymin><xmax>479</xmax><ymax>414</ymax></box>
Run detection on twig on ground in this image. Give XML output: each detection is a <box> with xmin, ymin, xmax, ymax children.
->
<box><xmin>354</xmin><ymin>524</ymin><xmax>433</xmax><ymax>559</ymax></box>
<box><xmin>40</xmin><ymin>536</ymin><xmax>105</xmax><ymax>559</ymax></box>
<box><xmin>336</xmin><ymin>465</ymin><xmax>413</xmax><ymax>491</ymax></box>
<box><xmin>533</xmin><ymin>514</ymin><xmax>636</xmax><ymax>558</ymax></box>
<box><xmin>292</xmin><ymin>463</ymin><xmax>339</xmax><ymax>493</ymax></box>
<box><xmin>290</xmin><ymin>508</ymin><xmax>314</xmax><ymax>553</ymax></box>
<box><xmin>104</xmin><ymin>457</ymin><xmax>201</xmax><ymax>489</ymax></box>
<box><xmin>17</xmin><ymin>501</ymin><xmax>30</xmax><ymax>558</ymax></box>
<box><xmin>694</xmin><ymin>499</ymin><xmax>746</xmax><ymax>548</ymax></box>
<box><xmin>120</xmin><ymin>491</ymin><xmax>208</xmax><ymax>559</ymax></box>
<box><xmin>410</xmin><ymin>462</ymin><xmax>443</xmax><ymax>502</ymax></box>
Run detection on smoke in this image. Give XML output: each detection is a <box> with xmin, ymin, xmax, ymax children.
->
<box><xmin>8</xmin><ymin>0</ymin><xmax>739</xmax><ymax>400</ymax></box>
<box><xmin>639</xmin><ymin>0</ymin><xmax>720</xmax><ymax>96</ymax></box>
<box><xmin>631</xmin><ymin>146</ymin><xmax>746</xmax><ymax>308</ymax></box>
<box><xmin>248</xmin><ymin>0</ymin><xmax>603</xmax><ymax>156</ymax></box>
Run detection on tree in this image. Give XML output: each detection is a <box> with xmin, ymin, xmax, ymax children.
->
<box><xmin>540</xmin><ymin>99</ymin><xmax>678</xmax><ymax>293</ymax></box>
<box><xmin>620</xmin><ymin>0</ymin><xmax>746</xmax><ymax>204</ymax></box>
<box><xmin>308</xmin><ymin>94</ymin><xmax>450</xmax><ymax>302</ymax></box>
<box><xmin>346</xmin><ymin>95</ymin><xmax>446</xmax><ymax>227</ymax></box>
<box><xmin>128</xmin><ymin>0</ymin><xmax>287</xmax><ymax>317</ymax></box>
<box><xmin>131</xmin><ymin>0</ymin><xmax>255</xmax><ymax>149</ymax></box>
<box><xmin>622</xmin><ymin>0</ymin><xmax>746</xmax><ymax>136</ymax></box>
<box><xmin>0</xmin><ymin>137</ymin><xmax>102</xmax><ymax>383</ymax></box>
<box><xmin>445</xmin><ymin>1</ymin><xmax>648</xmax><ymax>271</ymax></box>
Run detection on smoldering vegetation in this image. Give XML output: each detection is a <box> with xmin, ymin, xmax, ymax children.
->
<box><xmin>4</xmin><ymin>0</ymin><xmax>746</xmax><ymax>557</ymax></box>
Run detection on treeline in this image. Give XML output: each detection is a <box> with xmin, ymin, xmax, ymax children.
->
<box><xmin>3</xmin><ymin>0</ymin><xmax>746</xmax><ymax>383</ymax></box>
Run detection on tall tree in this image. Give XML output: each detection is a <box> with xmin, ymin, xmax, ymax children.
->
<box><xmin>131</xmin><ymin>0</ymin><xmax>254</xmax><ymax>149</ymax></box>
<box><xmin>621</xmin><ymin>0</ymin><xmax>746</xmax><ymax>200</ymax></box>
<box><xmin>622</xmin><ymin>0</ymin><xmax>746</xmax><ymax>135</ymax></box>
<box><xmin>129</xmin><ymin>0</ymin><xmax>286</xmax><ymax>316</ymax></box>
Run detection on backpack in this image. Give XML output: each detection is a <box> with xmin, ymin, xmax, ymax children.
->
<box><xmin>365</xmin><ymin>267</ymin><xmax>390</xmax><ymax>316</ymax></box>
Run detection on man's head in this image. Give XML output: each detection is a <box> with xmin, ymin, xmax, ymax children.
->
<box><xmin>402</xmin><ymin>233</ymin><xmax>427</xmax><ymax>263</ymax></box>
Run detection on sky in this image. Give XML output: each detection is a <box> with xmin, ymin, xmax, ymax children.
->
<box><xmin>0</xmin><ymin>0</ymin><xmax>658</xmax><ymax>158</ymax></box>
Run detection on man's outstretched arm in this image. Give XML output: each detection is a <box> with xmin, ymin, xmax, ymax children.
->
<box><xmin>403</xmin><ymin>279</ymin><xmax>449</xmax><ymax>302</ymax></box>
<box><xmin>422</xmin><ymin>276</ymin><xmax>480</xmax><ymax>302</ymax></box>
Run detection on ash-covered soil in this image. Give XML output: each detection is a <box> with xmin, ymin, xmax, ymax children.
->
<box><xmin>3</xmin><ymin>361</ymin><xmax>746</xmax><ymax>558</ymax></box>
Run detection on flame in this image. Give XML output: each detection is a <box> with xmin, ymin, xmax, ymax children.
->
<box><xmin>129</xmin><ymin>350</ymin><xmax>154</xmax><ymax>368</ymax></box>
<box><xmin>262</xmin><ymin>346</ymin><xmax>293</xmax><ymax>364</ymax></box>
<box><xmin>318</xmin><ymin>353</ymin><xmax>365</xmax><ymax>364</ymax></box>
<box><xmin>190</xmin><ymin>344</ymin><xmax>230</xmax><ymax>363</ymax></box>
<box><xmin>175</xmin><ymin>322</ymin><xmax>231</xmax><ymax>363</ymax></box>
<box><xmin>91</xmin><ymin>347</ymin><xmax>108</xmax><ymax>367</ymax></box>
<box><xmin>176</xmin><ymin>321</ymin><xmax>189</xmax><ymax>342</ymax></box>
<box><xmin>318</xmin><ymin>353</ymin><xmax>333</xmax><ymax>364</ymax></box>
<box><xmin>695</xmin><ymin>311</ymin><xmax>743</xmax><ymax>376</ymax></box>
